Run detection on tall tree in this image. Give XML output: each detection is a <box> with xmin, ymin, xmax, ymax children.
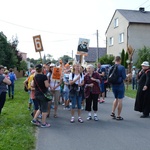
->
<box><xmin>98</xmin><ymin>54</ymin><xmax>115</xmax><ymax>65</ymax></box>
<box><xmin>0</xmin><ymin>33</ymin><xmax>18</xmax><ymax>68</ymax></box>
<box><xmin>135</xmin><ymin>46</ymin><xmax>150</xmax><ymax>68</ymax></box>
<box><xmin>125</xmin><ymin>51</ymin><xmax>128</xmax><ymax>68</ymax></box>
<box><xmin>121</xmin><ymin>49</ymin><xmax>125</xmax><ymax>66</ymax></box>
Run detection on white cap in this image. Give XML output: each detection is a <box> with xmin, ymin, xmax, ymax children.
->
<box><xmin>141</xmin><ymin>61</ymin><xmax>149</xmax><ymax>66</ymax></box>
<box><xmin>50</xmin><ymin>63</ymin><xmax>55</xmax><ymax>67</ymax></box>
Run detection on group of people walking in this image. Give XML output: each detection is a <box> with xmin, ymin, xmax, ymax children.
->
<box><xmin>22</xmin><ymin>56</ymin><xmax>150</xmax><ymax>128</ymax></box>
<box><xmin>1</xmin><ymin>56</ymin><xmax>149</xmax><ymax>129</ymax></box>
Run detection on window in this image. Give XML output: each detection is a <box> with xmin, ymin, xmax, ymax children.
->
<box><xmin>109</xmin><ymin>37</ymin><xmax>113</xmax><ymax>46</ymax></box>
<box><xmin>119</xmin><ymin>33</ymin><xmax>124</xmax><ymax>43</ymax></box>
<box><xmin>114</xmin><ymin>18</ymin><xmax>118</xmax><ymax>27</ymax></box>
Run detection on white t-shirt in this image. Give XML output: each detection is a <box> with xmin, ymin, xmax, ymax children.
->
<box><xmin>47</xmin><ymin>72</ymin><xmax>60</xmax><ymax>90</ymax></box>
<box><xmin>69</xmin><ymin>73</ymin><xmax>84</xmax><ymax>85</ymax></box>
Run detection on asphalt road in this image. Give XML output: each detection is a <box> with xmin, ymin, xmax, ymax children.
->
<box><xmin>35</xmin><ymin>92</ymin><xmax>150</xmax><ymax>150</ymax></box>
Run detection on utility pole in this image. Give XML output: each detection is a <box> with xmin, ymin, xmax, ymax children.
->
<box><xmin>97</xmin><ymin>30</ymin><xmax>99</xmax><ymax>62</ymax></box>
<box><xmin>72</xmin><ymin>50</ymin><xmax>73</xmax><ymax>59</ymax></box>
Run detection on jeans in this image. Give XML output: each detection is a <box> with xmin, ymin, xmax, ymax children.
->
<box><xmin>132</xmin><ymin>77</ymin><xmax>137</xmax><ymax>90</ymax></box>
<box><xmin>8</xmin><ymin>84</ymin><xmax>14</xmax><ymax>97</ymax></box>
<box><xmin>70</xmin><ymin>92</ymin><xmax>82</xmax><ymax>109</ymax></box>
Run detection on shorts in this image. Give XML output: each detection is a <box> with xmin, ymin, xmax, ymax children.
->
<box><xmin>100</xmin><ymin>81</ymin><xmax>105</xmax><ymax>93</ymax></box>
<box><xmin>51</xmin><ymin>90</ymin><xmax>60</xmax><ymax>106</ymax></box>
<box><xmin>32</xmin><ymin>99</ymin><xmax>39</xmax><ymax>110</ymax></box>
<box><xmin>112</xmin><ymin>85</ymin><xmax>125</xmax><ymax>99</ymax></box>
<box><xmin>36</xmin><ymin>95</ymin><xmax>48</xmax><ymax>113</ymax></box>
<box><xmin>63</xmin><ymin>90</ymin><xmax>69</xmax><ymax>101</ymax></box>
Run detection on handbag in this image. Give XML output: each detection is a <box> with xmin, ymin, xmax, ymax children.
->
<box><xmin>44</xmin><ymin>91</ymin><xmax>53</xmax><ymax>101</ymax></box>
<box><xmin>34</xmin><ymin>77</ymin><xmax>53</xmax><ymax>101</ymax></box>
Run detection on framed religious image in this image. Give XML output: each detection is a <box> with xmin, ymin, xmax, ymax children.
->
<box><xmin>77</xmin><ymin>38</ymin><xmax>90</xmax><ymax>56</ymax></box>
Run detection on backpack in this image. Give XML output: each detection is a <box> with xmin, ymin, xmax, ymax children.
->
<box><xmin>108</xmin><ymin>65</ymin><xmax>119</xmax><ymax>84</ymax></box>
<box><xmin>9</xmin><ymin>73</ymin><xmax>15</xmax><ymax>84</ymax></box>
<box><xmin>68</xmin><ymin>73</ymin><xmax>83</xmax><ymax>91</ymax></box>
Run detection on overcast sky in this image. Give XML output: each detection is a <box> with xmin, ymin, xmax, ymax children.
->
<box><xmin>0</xmin><ymin>0</ymin><xmax>150</xmax><ymax>60</ymax></box>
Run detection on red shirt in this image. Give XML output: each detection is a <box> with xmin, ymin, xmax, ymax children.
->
<box><xmin>84</xmin><ymin>72</ymin><xmax>101</xmax><ymax>96</ymax></box>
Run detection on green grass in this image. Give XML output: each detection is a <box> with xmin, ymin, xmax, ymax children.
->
<box><xmin>125</xmin><ymin>84</ymin><xmax>137</xmax><ymax>99</ymax></box>
<box><xmin>0</xmin><ymin>77</ymin><xmax>36</xmax><ymax>150</ymax></box>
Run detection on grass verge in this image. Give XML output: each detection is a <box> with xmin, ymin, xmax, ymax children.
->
<box><xmin>125</xmin><ymin>84</ymin><xmax>137</xmax><ymax>99</ymax></box>
<box><xmin>0</xmin><ymin>77</ymin><xmax>36</xmax><ymax>150</ymax></box>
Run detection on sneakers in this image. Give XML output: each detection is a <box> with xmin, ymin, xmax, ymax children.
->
<box><xmin>78</xmin><ymin>117</ymin><xmax>84</xmax><ymax>123</ymax></box>
<box><xmin>64</xmin><ymin>106</ymin><xmax>70</xmax><ymax>110</ymax></box>
<box><xmin>41</xmin><ymin>123</ymin><xmax>51</xmax><ymax>128</ymax></box>
<box><xmin>70</xmin><ymin>117</ymin><xmax>75</xmax><ymax>123</ymax></box>
<box><xmin>99</xmin><ymin>99</ymin><xmax>105</xmax><ymax>103</ymax></box>
<box><xmin>94</xmin><ymin>116</ymin><xmax>99</xmax><ymax>121</ymax></box>
<box><xmin>87</xmin><ymin>116</ymin><xmax>92</xmax><ymax>120</ymax></box>
<box><xmin>81</xmin><ymin>106</ymin><xmax>84</xmax><ymax>110</ymax></box>
<box><xmin>31</xmin><ymin>120</ymin><xmax>41</xmax><ymax>126</ymax></box>
<box><xmin>62</xmin><ymin>103</ymin><xmax>65</xmax><ymax>106</ymax></box>
<box><xmin>38</xmin><ymin>114</ymin><xmax>42</xmax><ymax>119</ymax></box>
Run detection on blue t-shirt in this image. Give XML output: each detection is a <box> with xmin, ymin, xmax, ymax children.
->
<box><xmin>112</xmin><ymin>64</ymin><xmax>126</xmax><ymax>86</ymax></box>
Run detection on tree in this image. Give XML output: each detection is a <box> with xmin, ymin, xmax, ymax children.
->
<box><xmin>125</xmin><ymin>52</ymin><xmax>128</xmax><ymax>68</ymax></box>
<box><xmin>98</xmin><ymin>54</ymin><xmax>115</xmax><ymax>65</ymax></box>
<box><xmin>59</xmin><ymin>55</ymin><xmax>72</xmax><ymax>64</ymax></box>
<box><xmin>0</xmin><ymin>33</ymin><xmax>18</xmax><ymax>68</ymax></box>
<box><xmin>121</xmin><ymin>49</ymin><xmax>125</xmax><ymax>66</ymax></box>
<box><xmin>46</xmin><ymin>54</ymin><xmax>53</xmax><ymax>61</ymax></box>
<box><xmin>135</xmin><ymin>46</ymin><xmax>150</xmax><ymax>68</ymax></box>
<box><xmin>20</xmin><ymin>60</ymin><xmax>28</xmax><ymax>71</ymax></box>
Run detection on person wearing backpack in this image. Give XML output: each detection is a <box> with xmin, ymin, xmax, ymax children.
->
<box><xmin>8</xmin><ymin>68</ymin><xmax>17</xmax><ymax>99</ymax></box>
<box><xmin>110</xmin><ymin>56</ymin><xmax>126</xmax><ymax>121</ymax></box>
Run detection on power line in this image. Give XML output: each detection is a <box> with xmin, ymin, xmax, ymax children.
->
<box><xmin>0</xmin><ymin>19</ymin><xmax>93</xmax><ymax>36</ymax></box>
<box><xmin>135</xmin><ymin>0</ymin><xmax>150</xmax><ymax>9</ymax></box>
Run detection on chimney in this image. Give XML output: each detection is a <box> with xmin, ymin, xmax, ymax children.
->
<box><xmin>139</xmin><ymin>7</ymin><xmax>145</xmax><ymax>12</ymax></box>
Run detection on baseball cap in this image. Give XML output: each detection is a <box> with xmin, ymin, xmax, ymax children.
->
<box><xmin>35</xmin><ymin>64</ymin><xmax>42</xmax><ymax>70</ymax></box>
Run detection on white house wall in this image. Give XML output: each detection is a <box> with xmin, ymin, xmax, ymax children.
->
<box><xmin>128</xmin><ymin>24</ymin><xmax>150</xmax><ymax>63</ymax></box>
<box><xmin>106</xmin><ymin>11</ymin><xmax>129</xmax><ymax>56</ymax></box>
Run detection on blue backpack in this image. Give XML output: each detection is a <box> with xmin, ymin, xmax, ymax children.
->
<box><xmin>9</xmin><ymin>73</ymin><xmax>15</xmax><ymax>84</ymax></box>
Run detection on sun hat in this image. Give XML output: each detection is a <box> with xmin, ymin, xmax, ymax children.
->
<box><xmin>50</xmin><ymin>63</ymin><xmax>55</xmax><ymax>67</ymax></box>
<box><xmin>141</xmin><ymin>61</ymin><xmax>149</xmax><ymax>67</ymax></box>
<box><xmin>31</xmin><ymin>70</ymin><xmax>36</xmax><ymax>74</ymax></box>
<box><xmin>132</xmin><ymin>66</ymin><xmax>136</xmax><ymax>69</ymax></box>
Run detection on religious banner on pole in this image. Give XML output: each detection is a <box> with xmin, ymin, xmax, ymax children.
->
<box><xmin>77</xmin><ymin>38</ymin><xmax>90</xmax><ymax>56</ymax></box>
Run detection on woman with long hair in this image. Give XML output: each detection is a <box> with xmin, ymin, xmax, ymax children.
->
<box><xmin>69</xmin><ymin>63</ymin><xmax>84</xmax><ymax>123</ymax></box>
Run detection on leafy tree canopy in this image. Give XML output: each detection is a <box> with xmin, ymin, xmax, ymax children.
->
<box><xmin>98</xmin><ymin>54</ymin><xmax>115</xmax><ymax>65</ymax></box>
<box><xmin>135</xmin><ymin>46</ymin><xmax>150</xmax><ymax>68</ymax></box>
